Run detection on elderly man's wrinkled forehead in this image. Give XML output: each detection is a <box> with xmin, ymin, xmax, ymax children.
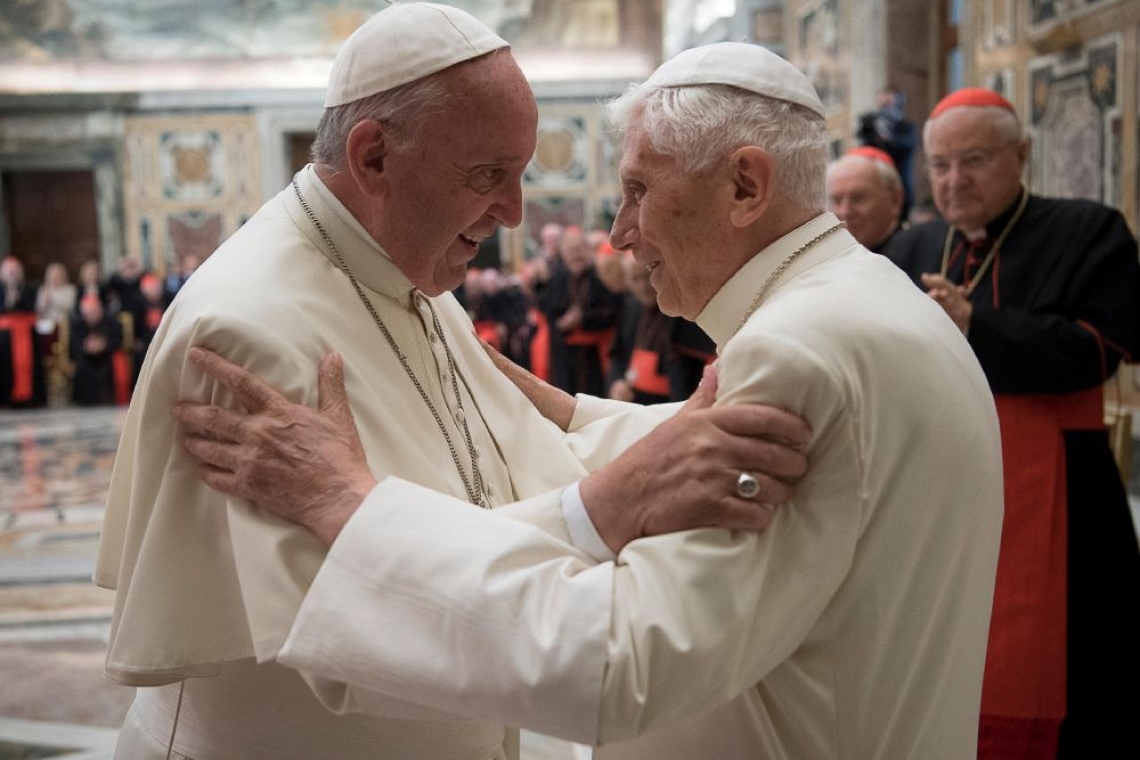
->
<box><xmin>923</xmin><ymin>104</ymin><xmax>1022</xmax><ymax>148</ymax></box>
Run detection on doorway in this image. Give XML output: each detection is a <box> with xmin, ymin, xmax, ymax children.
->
<box><xmin>2</xmin><ymin>169</ymin><xmax>100</xmax><ymax>283</ymax></box>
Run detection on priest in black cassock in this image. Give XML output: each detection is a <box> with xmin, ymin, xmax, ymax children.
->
<box><xmin>883</xmin><ymin>88</ymin><xmax>1140</xmax><ymax>760</ymax></box>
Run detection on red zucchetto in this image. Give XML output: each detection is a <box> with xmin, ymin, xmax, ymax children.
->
<box><xmin>930</xmin><ymin>88</ymin><xmax>1015</xmax><ymax>119</ymax></box>
<box><xmin>846</xmin><ymin>146</ymin><xmax>897</xmax><ymax>169</ymax></box>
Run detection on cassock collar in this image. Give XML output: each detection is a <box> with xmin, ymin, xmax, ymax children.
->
<box><xmin>975</xmin><ymin>185</ymin><xmax>1030</xmax><ymax>242</ymax></box>
<box><xmin>287</xmin><ymin>165</ymin><xmax>417</xmax><ymax>300</ymax></box>
<box><xmin>697</xmin><ymin>211</ymin><xmax>852</xmax><ymax>351</ymax></box>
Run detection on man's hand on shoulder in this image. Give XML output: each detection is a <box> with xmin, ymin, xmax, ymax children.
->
<box><xmin>173</xmin><ymin>347</ymin><xmax>376</xmax><ymax>546</ymax></box>
<box><xmin>581</xmin><ymin>366</ymin><xmax>811</xmax><ymax>553</ymax></box>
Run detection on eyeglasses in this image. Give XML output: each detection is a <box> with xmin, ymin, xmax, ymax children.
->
<box><xmin>927</xmin><ymin>144</ymin><xmax>1015</xmax><ymax>178</ymax></box>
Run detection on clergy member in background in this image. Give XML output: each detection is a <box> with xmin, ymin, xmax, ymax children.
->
<box><xmin>0</xmin><ymin>254</ymin><xmax>44</xmax><ymax>407</ymax></box>
<box><xmin>825</xmin><ymin>146</ymin><xmax>905</xmax><ymax>251</ymax></box>
<box><xmin>96</xmin><ymin>5</ymin><xmax>807</xmax><ymax>760</ymax></box>
<box><xmin>176</xmin><ymin>42</ymin><xmax>1003</xmax><ymax>760</ymax></box>
<box><xmin>884</xmin><ymin>87</ymin><xmax>1140</xmax><ymax>760</ymax></box>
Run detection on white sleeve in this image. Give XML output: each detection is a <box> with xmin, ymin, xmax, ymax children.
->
<box><xmin>278</xmin><ymin>336</ymin><xmax>862</xmax><ymax>745</ymax></box>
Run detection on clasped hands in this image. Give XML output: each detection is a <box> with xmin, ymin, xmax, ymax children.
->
<box><xmin>173</xmin><ymin>346</ymin><xmax>810</xmax><ymax>552</ymax></box>
<box><xmin>920</xmin><ymin>273</ymin><xmax>972</xmax><ymax>334</ymax></box>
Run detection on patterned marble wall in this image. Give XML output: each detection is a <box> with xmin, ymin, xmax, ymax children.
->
<box><xmin>788</xmin><ymin>0</ymin><xmax>850</xmax><ymax>151</ymax></box>
<box><xmin>969</xmin><ymin>0</ymin><xmax>1139</xmax><ymax>231</ymax></box>
<box><xmin>507</xmin><ymin>102</ymin><xmax>619</xmax><ymax>268</ymax></box>
<box><xmin>122</xmin><ymin>115</ymin><xmax>262</xmax><ymax>275</ymax></box>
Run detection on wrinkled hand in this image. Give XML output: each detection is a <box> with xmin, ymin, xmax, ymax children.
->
<box><xmin>555</xmin><ymin>304</ymin><xmax>583</xmax><ymax>332</ymax></box>
<box><xmin>173</xmin><ymin>347</ymin><xmax>375</xmax><ymax>545</ymax></box>
<box><xmin>921</xmin><ymin>273</ymin><xmax>972</xmax><ymax>334</ymax></box>
<box><xmin>478</xmin><ymin>334</ymin><xmax>576</xmax><ymax>431</ymax></box>
<box><xmin>608</xmin><ymin>379</ymin><xmax>635</xmax><ymax>402</ymax></box>
<box><xmin>581</xmin><ymin>366</ymin><xmax>811</xmax><ymax>552</ymax></box>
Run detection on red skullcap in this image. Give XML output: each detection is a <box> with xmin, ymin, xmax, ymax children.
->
<box><xmin>930</xmin><ymin>88</ymin><xmax>1015</xmax><ymax>119</ymax></box>
<box><xmin>846</xmin><ymin>146</ymin><xmax>896</xmax><ymax>169</ymax></box>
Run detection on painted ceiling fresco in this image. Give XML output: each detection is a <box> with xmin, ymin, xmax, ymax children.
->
<box><xmin>0</xmin><ymin>0</ymin><xmax>625</xmax><ymax>62</ymax></box>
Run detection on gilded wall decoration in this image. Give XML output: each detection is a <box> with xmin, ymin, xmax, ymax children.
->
<box><xmin>1028</xmin><ymin>35</ymin><xmax>1120</xmax><ymax>205</ymax></box>
<box><xmin>123</xmin><ymin>114</ymin><xmax>261</xmax><ymax>274</ymax></box>
<box><xmin>983</xmin><ymin>0</ymin><xmax>1015</xmax><ymax>49</ymax></box>
<box><xmin>1030</xmin><ymin>0</ymin><xmax>1060</xmax><ymax>26</ymax></box>
<box><xmin>526</xmin><ymin>116</ymin><xmax>589</xmax><ymax>188</ymax></box>
<box><xmin>1029</xmin><ymin>0</ymin><xmax>1127</xmax><ymax>32</ymax></box>
<box><xmin>985</xmin><ymin>68</ymin><xmax>1015</xmax><ymax>99</ymax></box>
<box><xmin>797</xmin><ymin>0</ymin><xmax>844</xmax><ymax>114</ymax></box>
<box><xmin>507</xmin><ymin>102</ymin><xmax>619</xmax><ymax>269</ymax></box>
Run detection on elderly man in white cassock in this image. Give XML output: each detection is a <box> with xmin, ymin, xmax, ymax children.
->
<box><xmin>96</xmin><ymin>5</ymin><xmax>814</xmax><ymax>760</ymax></box>
<box><xmin>174</xmin><ymin>38</ymin><xmax>1005</xmax><ymax>760</ymax></box>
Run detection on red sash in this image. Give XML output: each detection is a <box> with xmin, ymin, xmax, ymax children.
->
<box><xmin>473</xmin><ymin>320</ymin><xmax>500</xmax><ymax>351</ymax></box>
<box><xmin>0</xmin><ymin>313</ymin><xmax>37</xmax><ymax>403</ymax></box>
<box><xmin>629</xmin><ymin>348</ymin><xmax>670</xmax><ymax>396</ymax></box>
<box><xmin>529</xmin><ymin>309</ymin><xmax>549</xmax><ymax>382</ymax></box>
<box><xmin>146</xmin><ymin>306</ymin><xmax>164</xmax><ymax>331</ymax></box>
<box><xmin>978</xmin><ymin>385</ymin><xmax>1104</xmax><ymax>758</ymax></box>
<box><xmin>112</xmin><ymin>351</ymin><xmax>132</xmax><ymax>406</ymax></box>
<box><xmin>564</xmin><ymin>327</ymin><xmax>615</xmax><ymax>376</ymax></box>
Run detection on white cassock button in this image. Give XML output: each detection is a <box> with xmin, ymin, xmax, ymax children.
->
<box><xmin>429</xmin><ymin>332</ymin><xmax>438</xmax><ymax>343</ymax></box>
<box><xmin>456</xmin><ymin>408</ymin><xmax>466</xmax><ymax>424</ymax></box>
<box><xmin>472</xmin><ymin>444</ymin><xmax>481</xmax><ymax>460</ymax></box>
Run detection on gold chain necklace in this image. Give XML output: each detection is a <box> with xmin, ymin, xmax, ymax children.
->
<box><xmin>731</xmin><ymin>220</ymin><xmax>845</xmax><ymax>339</ymax></box>
<box><xmin>938</xmin><ymin>185</ymin><xmax>1030</xmax><ymax>298</ymax></box>
<box><xmin>292</xmin><ymin>180</ymin><xmax>488</xmax><ymax>508</ymax></box>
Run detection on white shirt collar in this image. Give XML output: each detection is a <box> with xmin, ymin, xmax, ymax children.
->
<box><xmin>696</xmin><ymin>212</ymin><xmax>850</xmax><ymax>350</ymax></box>
<box><xmin>289</xmin><ymin>165</ymin><xmax>417</xmax><ymax>300</ymax></box>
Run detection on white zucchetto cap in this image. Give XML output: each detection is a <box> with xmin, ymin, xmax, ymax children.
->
<box><xmin>324</xmin><ymin>2</ymin><xmax>509</xmax><ymax>108</ymax></box>
<box><xmin>644</xmin><ymin>41</ymin><xmax>825</xmax><ymax>118</ymax></box>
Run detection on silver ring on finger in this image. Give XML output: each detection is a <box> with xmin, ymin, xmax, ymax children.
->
<box><xmin>736</xmin><ymin>471</ymin><xmax>762</xmax><ymax>500</ymax></box>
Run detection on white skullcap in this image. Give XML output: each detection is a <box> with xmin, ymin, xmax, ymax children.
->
<box><xmin>644</xmin><ymin>42</ymin><xmax>825</xmax><ymax>118</ymax></box>
<box><xmin>324</xmin><ymin>2</ymin><xmax>508</xmax><ymax>108</ymax></box>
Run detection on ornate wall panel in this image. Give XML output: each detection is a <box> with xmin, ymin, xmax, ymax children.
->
<box><xmin>796</xmin><ymin>0</ymin><xmax>845</xmax><ymax>115</ymax></box>
<box><xmin>507</xmin><ymin>102</ymin><xmax>619</xmax><ymax>268</ymax></box>
<box><xmin>1028</xmin><ymin>34</ymin><xmax>1120</xmax><ymax>205</ymax></box>
<box><xmin>122</xmin><ymin>114</ymin><xmax>261</xmax><ymax>274</ymax></box>
<box><xmin>965</xmin><ymin>0</ymin><xmax>1138</xmax><ymax>230</ymax></box>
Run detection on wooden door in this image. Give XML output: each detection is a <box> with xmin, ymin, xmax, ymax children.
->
<box><xmin>2</xmin><ymin>170</ymin><xmax>100</xmax><ymax>283</ymax></box>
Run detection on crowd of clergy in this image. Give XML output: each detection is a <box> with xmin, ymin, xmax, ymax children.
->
<box><xmin>0</xmin><ymin>252</ymin><xmax>197</xmax><ymax>408</ymax></box>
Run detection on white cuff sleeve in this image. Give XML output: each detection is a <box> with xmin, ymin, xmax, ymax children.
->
<box><xmin>560</xmin><ymin>481</ymin><xmax>616</xmax><ymax>563</ymax></box>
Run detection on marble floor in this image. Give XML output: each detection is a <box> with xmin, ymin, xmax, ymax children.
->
<box><xmin>0</xmin><ymin>405</ymin><xmax>585</xmax><ymax>759</ymax></box>
<box><xmin>3</xmin><ymin>405</ymin><xmax>1139</xmax><ymax>759</ymax></box>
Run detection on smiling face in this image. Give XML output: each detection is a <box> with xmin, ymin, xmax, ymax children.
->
<box><xmin>609</xmin><ymin>117</ymin><xmax>737</xmax><ymax>320</ymax></box>
<box><xmin>375</xmin><ymin>53</ymin><xmax>537</xmax><ymax>296</ymax></box>
<box><xmin>924</xmin><ymin>106</ymin><xmax>1026</xmax><ymax>237</ymax></box>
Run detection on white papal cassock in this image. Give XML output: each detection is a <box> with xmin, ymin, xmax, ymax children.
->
<box><xmin>274</xmin><ymin>213</ymin><xmax>1005</xmax><ymax>759</ymax></box>
<box><xmin>95</xmin><ymin>165</ymin><xmax>613</xmax><ymax>759</ymax></box>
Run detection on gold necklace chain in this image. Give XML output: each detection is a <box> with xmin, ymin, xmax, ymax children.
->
<box><xmin>731</xmin><ymin>221</ymin><xmax>845</xmax><ymax>339</ymax></box>
<box><xmin>938</xmin><ymin>184</ymin><xmax>1030</xmax><ymax>298</ymax></box>
<box><xmin>292</xmin><ymin>180</ymin><xmax>487</xmax><ymax>508</ymax></box>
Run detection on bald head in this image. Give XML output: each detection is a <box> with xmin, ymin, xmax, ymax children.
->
<box><xmin>826</xmin><ymin>155</ymin><xmax>903</xmax><ymax>249</ymax></box>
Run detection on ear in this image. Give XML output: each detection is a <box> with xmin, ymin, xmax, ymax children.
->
<box><xmin>890</xmin><ymin>184</ymin><xmax>904</xmax><ymax>213</ymax></box>
<box><xmin>1013</xmin><ymin>137</ymin><xmax>1030</xmax><ymax>174</ymax></box>
<box><xmin>344</xmin><ymin>120</ymin><xmax>392</xmax><ymax>198</ymax></box>
<box><xmin>728</xmin><ymin>146</ymin><xmax>773</xmax><ymax>228</ymax></box>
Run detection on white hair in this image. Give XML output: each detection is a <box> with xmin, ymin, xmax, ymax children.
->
<box><xmin>922</xmin><ymin>104</ymin><xmax>1023</xmax><ymax>146</ymax></box>
<box><xmin>606</xmin><ymin>82</ymin><xmax>829</xmax><ymax>211</ymax></box>
<box><xmin>826</xmin><ymin>154</ymin><xmax>902</xmax><ymax>193</ymax></box>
